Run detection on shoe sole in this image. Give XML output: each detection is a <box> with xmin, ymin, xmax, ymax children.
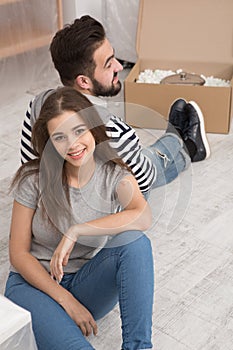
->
<box><xmin>189</xmin><ymin>101</ymin><xmax>211</xmax><ymax>159</ymax></box>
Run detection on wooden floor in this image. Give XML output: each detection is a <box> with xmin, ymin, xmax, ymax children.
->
<box><xmin>1</xmin><ymin>71</ymin><xmax>233</xmax><ymax>350</ymax></box>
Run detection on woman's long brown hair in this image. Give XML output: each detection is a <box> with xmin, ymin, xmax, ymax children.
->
<box><xmin>11</xmin><ymin>87</ymin><xmax>131</xmax><ymax>226</ymax></box>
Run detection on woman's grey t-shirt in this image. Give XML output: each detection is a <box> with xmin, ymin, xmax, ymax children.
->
<box><xmin>12</xmin><ymin>160</ymin><xmax>130</xmax><ymax>274</ymax></box>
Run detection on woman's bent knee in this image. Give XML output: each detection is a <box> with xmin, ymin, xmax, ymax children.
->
<box><xmin>105</xmin><ymin>230</ymin><xmax>148</xmax><ymax>249</ymax></box>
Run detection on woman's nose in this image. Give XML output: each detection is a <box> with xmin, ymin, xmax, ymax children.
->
<box><xmin>68</xmin><ymin>135</ymin><xmax>80</xmax><ymax>150</ymax></box>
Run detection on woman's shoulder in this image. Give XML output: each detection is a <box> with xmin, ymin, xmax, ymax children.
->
<box><xmin>11</xmin><ymin>163</ymin><xmax>40</xmax><ymax>209</ymax></box>
<box><xmin>12</xmin><ymin>162</ymin><xmax>39</xmax><ymax>191</ymax></box>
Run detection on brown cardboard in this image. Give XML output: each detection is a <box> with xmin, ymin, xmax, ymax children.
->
<box><xmin>124</xmin><ymin>0</ymin><xmax>233</xmax><ymax>133</ymax></box>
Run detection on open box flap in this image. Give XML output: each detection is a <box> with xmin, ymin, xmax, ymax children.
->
<box><xmin>136</xmin><ymin>0</ymin><xmax>233</xmax><ymax>64</ymax></box>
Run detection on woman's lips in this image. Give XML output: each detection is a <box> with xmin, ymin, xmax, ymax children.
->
<box><xmin>67</xmin><ymin>148</ymin><xmax>85</xmax><ymax>159</ymax></box>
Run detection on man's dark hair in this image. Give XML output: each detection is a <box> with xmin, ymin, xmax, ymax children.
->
<box><xmin>50</xmin><ymin>15</ymin><xmax>106</xmax><ymax>86</ymax></box>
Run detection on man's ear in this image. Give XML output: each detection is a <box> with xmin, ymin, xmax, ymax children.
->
<box><xmin>75</xmin><ymin>75</ymin><xmax>92</xmax><ymax>90</ymax></box>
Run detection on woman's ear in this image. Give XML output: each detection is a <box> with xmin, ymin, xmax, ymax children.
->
<box><xmin>75</xmin><ymin>75</ymin><xmax>92</xmax><ymax>90</ymax></box>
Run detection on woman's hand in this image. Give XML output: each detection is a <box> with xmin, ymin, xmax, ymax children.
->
<box><xmin>50</xmin><ymin>234</ymin><xmax>75</xmax><ymax>282</ymax></box>
<box><xmin>60</xmin><ymin>292</ymin><xmax>98</xmax><ymax>337</ymax></box>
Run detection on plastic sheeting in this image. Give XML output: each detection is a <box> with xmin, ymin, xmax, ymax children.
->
<box><xmin>0</xmin><ymin>0</ymin><xmax>61</xmax><ymax>105</ymax></box>
<box><xmin>102</xmin><ymin>0</ymin><xmax>140</xmax><ymax>63</ymax></box>
<box><xmin>0</xmin><ymin>294</ymin><xmax>38</xmax><ymax>349</ymax></box>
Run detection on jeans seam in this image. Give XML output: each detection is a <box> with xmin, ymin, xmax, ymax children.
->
<box><xmin>118</xmin><ymin>254</ymin><xmax>130</xmax><ymax>347</ymax></box>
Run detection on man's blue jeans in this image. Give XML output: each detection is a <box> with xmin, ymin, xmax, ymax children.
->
<box><xmin>5</xmin><ymin>231</ymin><xmax>154</xmax><ymax>350</ymax></box>
<box><xmin>144</xmin><ymin>133</ymin><xmax>191</xmax><ymax>189</ymax></box>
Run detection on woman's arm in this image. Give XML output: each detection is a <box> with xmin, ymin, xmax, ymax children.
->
<box><xmin>50</xmin><ymin>174</ymin><xmax>152</xmax><ymax>281</ymax></box>
<box><xmin>68</xmin><ymin>174</ymin><xmax>152</xmax><ymax>238</ymax></box>
<box><xmin>9</xmin><ymin>200</ymin><xmax>97</xmax><ymax>336</ymax></box>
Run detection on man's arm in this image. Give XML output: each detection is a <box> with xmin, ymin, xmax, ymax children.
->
<box><xmin>20</xmin><ymin>89</ymin><xmax>55</xmax><ymax>164</ymax></box>
<box><xmin>20</xmin><ymin>99</ymin><xmax>36</xmax><ymax>164</ymax></box>
<box><xmin>106</xmin><ymin>115</ymin><xmax>156</xmax><ymax>193</ymax></box>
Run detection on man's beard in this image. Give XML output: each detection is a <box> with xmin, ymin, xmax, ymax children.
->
<box><xmin>91</xmin><ymin>77</ymin><xmax>122</xmax><ymax>97</ymax></box>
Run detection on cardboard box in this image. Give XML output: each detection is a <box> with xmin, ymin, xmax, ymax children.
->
<box><xmin>124</xmin><ymin>0</ymin><xmax>233</xmax><ymax>133</ymax></box>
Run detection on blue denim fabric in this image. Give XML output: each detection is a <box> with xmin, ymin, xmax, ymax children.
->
<box><xmin>143</xmin><ymin>133</ymin><xmax>191</xmax><ymax>190</ymax></box>
<box><xmin>4</xmin><ymin>231</ymin><xmax>154</xmax><ymax>350</ymax></box>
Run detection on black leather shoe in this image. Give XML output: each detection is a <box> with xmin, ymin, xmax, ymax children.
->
<box><xmin>166</xmin><ymin>98</ymin><xmax>188</xmax><ymax>139</ymax></box>
<box><xmin>184</xmin><ymin>101</ymin><xmax>210</xmax><ymax>162</ymax></box>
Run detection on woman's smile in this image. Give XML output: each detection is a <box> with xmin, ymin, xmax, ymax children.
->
<box><xmin>67</xmin><ymin>148</ymin><xmax>86</xmax><ymax>160</ymax></box>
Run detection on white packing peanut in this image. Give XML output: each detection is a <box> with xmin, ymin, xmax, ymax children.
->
<box><xmin>136</xmin><ymin>69</ymin><xmax>231</xmax><ymax>87</ymax></box>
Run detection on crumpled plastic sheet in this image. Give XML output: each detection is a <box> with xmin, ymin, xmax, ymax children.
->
<box><xmin>0</xmin><ymin>0</ymin><xmax>60</xmax><ymax>105</ymax></box>
<box><xmin>102</xmin><ymin>0</ymin><xmax>140</xmax><ymax>63</ymax></box>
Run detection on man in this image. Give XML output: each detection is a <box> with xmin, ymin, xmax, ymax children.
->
<box><xmin>21</xmin><ymin>15</ymin><xmax>210</xmax><ymax>195</ymax></box>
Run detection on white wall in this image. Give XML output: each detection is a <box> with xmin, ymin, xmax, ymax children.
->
<box><xmin>62</xmin><ymin>0</ymin><xmax>103</xmax><ymax>25</ymax></box>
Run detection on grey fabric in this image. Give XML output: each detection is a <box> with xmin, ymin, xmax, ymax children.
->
<box><xmin>30</xmin><ymin>89</ymin><xmax>55</xmax><ymax>128</ymax></box>
<box><xmin>11</xmin><ymin>159</ymin><xmax>130</xmax><ymax>274</ymax></box>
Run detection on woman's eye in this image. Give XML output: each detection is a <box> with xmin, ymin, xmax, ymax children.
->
<box><xmin>75</xmin><ymin>128</ymin><xmax>86</xmax><ymax>135</ymax></box>
<box><xmin>53</xmin><ymin>135</ymin><xmax>66</xmax><ymax>142</ymax></box>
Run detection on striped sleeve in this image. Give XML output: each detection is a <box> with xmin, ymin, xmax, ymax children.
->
<box><xmin>20</xmin><ymin>99</ymin><xmax>37</xmax><ymax>164</ymax></box>
<box><xmin>106</xmin><ymin>116</ymin><xmax>156</xmax><ymax>193</ymax></box>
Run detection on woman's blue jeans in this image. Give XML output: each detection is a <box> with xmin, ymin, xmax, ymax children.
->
<box><xmin>4</xmin><ymin>231</ymin><xmax>154</xmax><ymax>350</ymax></box>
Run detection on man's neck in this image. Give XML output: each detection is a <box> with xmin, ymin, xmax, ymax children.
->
<box><xmin>86</xmin><ymin>94</ymin><xmax>108</xmax><ymax>107</ymax></box>
<box><xmin>73</xmin><ymin>85</ymin><xmax>108</xmax><ymax>107</ymax></box>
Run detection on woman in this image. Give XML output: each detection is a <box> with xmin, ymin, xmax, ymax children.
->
<box><xmin>5</xmin><ymin>87</ymin><xmax>154</xmax><ymax>350</ymax></box>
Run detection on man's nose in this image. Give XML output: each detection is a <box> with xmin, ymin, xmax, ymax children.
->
<box><xmin>114</xmin><ymin>57</ymin><xmax>123</xmax><ymax>72</ymax></box>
